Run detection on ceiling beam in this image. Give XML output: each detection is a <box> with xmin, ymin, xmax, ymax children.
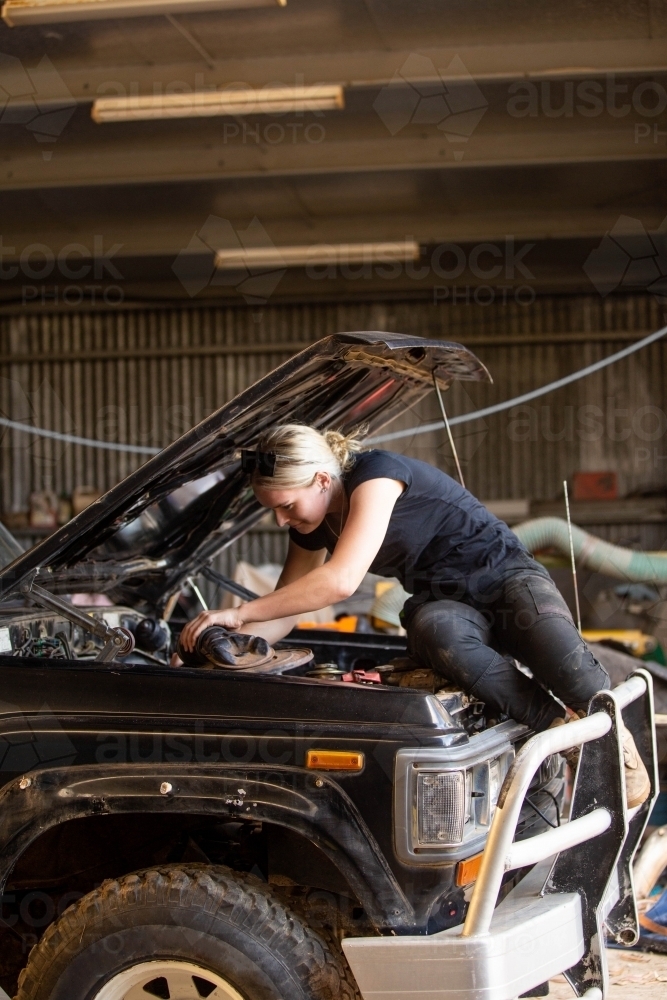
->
<box><xmin>0</xmin><ymin>205</ymin><xmax>664</xmax><ymax>258</ymax></box>
<box><xmin>14</xmin><ymin>38</ymin><xmax>667</xmax><ymax>104</ymax></box>
<box><xmin>1</xmin><ymin>120</ymin><xmax>665</xmax><ymax>191</ymax></box>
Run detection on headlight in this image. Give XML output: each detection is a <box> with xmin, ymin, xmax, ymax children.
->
<box><xmin>414</xmin><ymin>757</ymin><xmax>510</xmax><ymax>851</ymax></box>
<box><xmin>394</xmin><ymin>725</ymin><xmax>519</xmax><ymax>864</ymax></box>
<box><xmin>417</xmin><ymin>770</ymin><xmax>469</xmax><ymax>847</ymax></box>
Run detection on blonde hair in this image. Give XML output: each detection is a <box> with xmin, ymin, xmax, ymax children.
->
<box><xmin>252</xmin><ymin>424</ymin><xmax>364</xmax><ymax>490</ymax></box>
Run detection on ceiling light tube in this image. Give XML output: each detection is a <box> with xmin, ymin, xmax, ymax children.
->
<box><xmin>3</xmin><ymin>0</ymin><xmax>284</xmax><ymax>27</ymax></box>
<box><xmin>92</xmin><ymin>84</ymin><xmax>344</xmax><ymax>123</ymax></box>
<box><xmin>214</xmin><ymin>241</ymin><xmax>421</xmax><ymax>270</ymax></box>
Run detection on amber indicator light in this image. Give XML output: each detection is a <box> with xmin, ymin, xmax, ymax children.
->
<box><xmin>306</xmin><ymin>750</ymin><xmax>364</xmax><ymax>771</ymax></box>
<box><xmin>456</xmin><ymin>852</ymin><xmax>484</xmax><ymax>887</ymax></box>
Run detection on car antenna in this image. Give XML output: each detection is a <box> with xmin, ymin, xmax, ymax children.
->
<box><xmin>563</xmin><ymin>479</ymin><xmax>582</xmax><ymax>633</ymax></box>
<box><xmin>433</xmin><ymin>372</ymin><xmax>465</xmax><ymax>488</ymax></box>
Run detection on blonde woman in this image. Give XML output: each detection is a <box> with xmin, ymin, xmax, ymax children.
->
<box><xmin>180</xmin><ymin>425</ymin><xmax>649</xmax><ymax>807</ymax></box>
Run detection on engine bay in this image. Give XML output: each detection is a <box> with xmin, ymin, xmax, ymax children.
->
<box><xmin>0</xmin><ymin>606</ymin><xmax>160</xmax><ymax>663</ymax></box>
<box><xmin>0</xmin><ymin>603</ymin><xmax>489</xmax><ymax>734</ymax></box>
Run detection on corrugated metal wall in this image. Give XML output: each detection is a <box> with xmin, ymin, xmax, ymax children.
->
<box><xmin>1</xmin><ymin>292</ymin><xmax>666</xmax><ymax>577</ymax></box>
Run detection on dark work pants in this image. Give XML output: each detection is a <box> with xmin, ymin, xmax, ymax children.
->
<box><xmin>407</xmin><ymin>570</ymin><xmax>610</xmax><ymax>732</ymax></box>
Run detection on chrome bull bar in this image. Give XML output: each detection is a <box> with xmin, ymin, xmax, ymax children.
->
<box><xmin>342</xmin><ymin>670</ymin><xmax>658</xmax><ymax>1000</ymax></box>
<box><xmin>463</xmin><ymin>674</ymin><xmax>647</xmax><ymax>937</ymax></box>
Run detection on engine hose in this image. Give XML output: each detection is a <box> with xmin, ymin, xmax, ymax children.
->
<box><xmin>513</xmin><ymin>517</ymin><xmax>667</xmax><ymax>583</ymax></box>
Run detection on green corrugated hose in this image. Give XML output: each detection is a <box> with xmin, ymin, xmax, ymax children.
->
<box><xmin>513</xmin><ymin>518</ymin><xmax>667</xmax><ymax>582</ymax></box>
<box><xmin>369</xmin><ymin>516</ymin><xmax>667</xmax><ymax>628</ymax></box>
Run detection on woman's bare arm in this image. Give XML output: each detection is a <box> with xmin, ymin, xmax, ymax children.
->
<box><xmin>179</xmin><ymin>477</ymin><xmax>404</xmax><ymax>650</ymax></box>
<box><xmin>237</xmin><ymin>541</ymin><xmax>327</xmax><ymax>644</ymax></box>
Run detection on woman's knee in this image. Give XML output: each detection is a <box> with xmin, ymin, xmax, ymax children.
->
<box><xmin>559</xmin><ymin>643</ymin><xmax>610</xmax><ymax>705</ymax></box>
<box><xmin>408</xmin><ymin>600</ymin><xmax>494</xmax><ymax>681</ymax></box>
<box><xmin>410</xmin><ymin>601</ymin><xmax>487</xmax><ymax>651</ymax></box>
<box><xmin>522</xmin><ymin>616</ymin><xmax>610</xmax><ymax>707</ymax></box>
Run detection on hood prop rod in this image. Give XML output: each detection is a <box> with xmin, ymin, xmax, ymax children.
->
<box><xmin>433</xmin><ymin>373</ymin><xmax>465</xmax><ymax>488</ymax></box>
<box><xmin>19</xmin><ymin>573</ymin><xmax>135</xmax><ymax>662</ymax></box>
<box><xmin>200</xmin><ymin>565</ymin><xmax>259</xmax><ymax>602</ymax></box>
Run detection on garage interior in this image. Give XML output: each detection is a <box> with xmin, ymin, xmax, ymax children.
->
<box><xmin>2</xmin><ymin>0</ymin><xmax>666</xmax><ymax>626</ymax></box>
<box><xmin>0</xmin><ymin>1</ymin><xmax>667</xmax><ymax>992</ymax></box>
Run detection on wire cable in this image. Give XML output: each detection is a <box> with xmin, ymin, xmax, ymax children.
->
<box><xmin>525</xmin><ymin>794</ymin><xmax>558</xmax><ymax>830</ymax></box>
<box><xmin>1</xmin><ymin>322</ymin><xmax>665</xmax><ymax>455</ymax></box>
<box><xmin>0</xmin><ymin>415</ymin><xmax>160</xmax><ymax>454</ymax></box>
<box><xmin>541</xmin><ymin>788</ymin><xmax>562</xmax><ymax>827</ymax></box>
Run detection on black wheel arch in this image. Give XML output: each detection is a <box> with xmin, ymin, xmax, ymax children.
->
<box><xmin>0</xmin><ymin>762</ymin><xmax>415</xmax><ymax>932</ymax></box>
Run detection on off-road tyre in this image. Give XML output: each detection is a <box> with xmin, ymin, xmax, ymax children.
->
<box><xmin>269</xmin><ymin>887</ymin><xmax>364</xmax><ymax>1000</ymax></box>
<box><xmin>16</xmin><ymin>864</ymin><xmax>359</xmax><ymax>1000</ymax></box>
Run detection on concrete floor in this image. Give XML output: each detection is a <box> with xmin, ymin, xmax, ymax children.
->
<box><xmin>550</xmin><ymin>951</ymin><xmax>667</xmax><ymax>999</ymax></box>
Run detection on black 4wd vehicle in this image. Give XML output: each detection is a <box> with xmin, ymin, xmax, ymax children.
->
<box><xmin>0</xmin><ymin>333</ymin><xmax>657</xmax><ymax>1000</ymax></box>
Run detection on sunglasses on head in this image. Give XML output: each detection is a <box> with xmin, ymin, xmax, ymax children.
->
<box><xmin>240</xmin><ymin>449</ymin><xmax>277</xmax><ymax>476</ymax></box>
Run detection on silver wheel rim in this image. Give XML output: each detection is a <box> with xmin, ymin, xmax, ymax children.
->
<box><xmin>94</xmin><ymin>960</ymin><xmax>246</xmax><ymax>1000</ymax></box>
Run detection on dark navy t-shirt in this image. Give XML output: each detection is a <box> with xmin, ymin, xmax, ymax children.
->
<box><xmin>289</xmin><ymin>450</ymin><xmax>539</xmax><ymax>618</ymax></box>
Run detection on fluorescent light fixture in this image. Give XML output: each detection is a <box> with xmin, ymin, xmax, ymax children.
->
<box><xmin>92</xmin><ymin>84</ymin><xmax>344</xmax><ymax>123</ymax></box>
<box><xmin>214</xmin><ymin>241</ymin><xmax>421</xmax><ymax>270</ymax></box>
<box><xmin>3</xmin><ymin>0</ymin><xmax>284</xmax><ymax>26</ymax></box>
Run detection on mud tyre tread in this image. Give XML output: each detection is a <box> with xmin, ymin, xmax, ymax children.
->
<box><xmin>15</xmin><ymin>864</ymin><xmax>358</xmax><ymax>1000</ymax></box>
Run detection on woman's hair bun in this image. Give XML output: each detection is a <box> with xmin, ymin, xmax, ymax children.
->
<box><xmin>250</xmin><ymin>423</ymin><xmax>367</xmax><ymax>490</ymax></box>
<box><xmin>323</xmin><ymin>429</ymin><xmax>363</xmax><ymax>471</ymax></box>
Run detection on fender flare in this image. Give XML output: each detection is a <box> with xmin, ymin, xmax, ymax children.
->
<box><xmin>0</xmin><ymin>761</ymin><xmax>415</xmax><ymax>931</ymax></box>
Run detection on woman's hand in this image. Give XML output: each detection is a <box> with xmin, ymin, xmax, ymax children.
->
<box><xmin>179</xmin><ymin>607</ymin><xmax>245</xmax><ymax>652</ymax></box>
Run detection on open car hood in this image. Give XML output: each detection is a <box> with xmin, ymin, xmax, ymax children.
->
<box><xmin>0</xmin><ymin>332</ymin><xmax>490</xmax><ymax>613</ymax></box>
